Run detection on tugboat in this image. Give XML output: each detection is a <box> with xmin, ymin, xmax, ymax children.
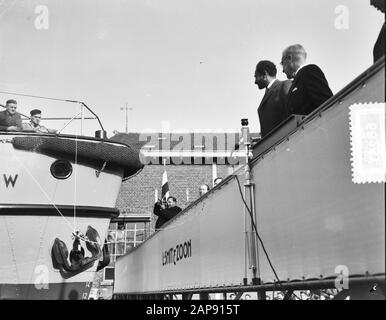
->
<box><xmin>0</xmin><ymin>99</ymin><xmax>144</xmax><ymax>299</ymax></box>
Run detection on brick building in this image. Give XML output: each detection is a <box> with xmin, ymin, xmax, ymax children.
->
<box><xmin>116</xmin><ymin>163</ymin><xmax>232</xmax><ymax>217</ymax></box>
<box><xmin>114</xmin><ymin>130</ymin><xmax>259</xmax><ymax>218</ymax></box>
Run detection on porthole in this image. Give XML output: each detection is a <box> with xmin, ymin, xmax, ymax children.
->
<box><xmin>50</xmin><ymin>160</ymin><xmax>73</xmax><ymax>179</ymax></box>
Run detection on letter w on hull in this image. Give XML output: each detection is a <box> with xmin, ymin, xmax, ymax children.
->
<box><xmin>3</xmin><ymin>174</ymin><xmax>18</xmax><ymax>188</ymax></box>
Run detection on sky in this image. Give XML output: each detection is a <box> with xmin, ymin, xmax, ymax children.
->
<box><xmin>0</xmin><ymin>0</ymin><xmax>384</xmax><ymax>136</ymax></box>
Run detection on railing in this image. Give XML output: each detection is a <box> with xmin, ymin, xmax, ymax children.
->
<box><xmin>0</xmin><ymin>91</ymin><xmax>105</xmax><ymax>136</ymax></box>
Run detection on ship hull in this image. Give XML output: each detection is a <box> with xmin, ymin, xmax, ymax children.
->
<box><xmin>0</xmin><ymin>133</ymin><xmax>143</xmax><ymax>299</ymax></box>
<box><xmin>1</xmin><ymin>282</ymin><xmax>90</xmax><ymax>300</ymax></box>
<box><xmin>0</xmin><ymin>214</ymin><xmax>112</xmax><ymax>300</ymax></box>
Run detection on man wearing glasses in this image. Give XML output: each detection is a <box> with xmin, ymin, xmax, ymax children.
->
<box><xmin>281</xmin><ymin>44</ymin><xmax>333</xmax><ymax>116</ymax></box>
<box><xmin>0</xmin><ymin>99</ymin><xmax>22</xmax><ymax>131</ymax></box>
<box><xmin>22</xmin><ymin>109</ymin><xmax>57</xmax><ymax>133</ymax></box>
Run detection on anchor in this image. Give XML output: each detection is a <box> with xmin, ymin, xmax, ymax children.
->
<box><xmin>51</xmin><ymin>226</ymin><xmax>107</xmax><ymax>279</ymax></box>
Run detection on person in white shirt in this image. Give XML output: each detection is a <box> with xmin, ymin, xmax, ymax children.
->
<box><xmin>22</xmin><ymin>109</ymin><xmax>57</xmax><ymax>133</ymax></box>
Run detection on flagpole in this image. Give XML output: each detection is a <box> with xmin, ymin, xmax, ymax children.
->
<box><xmin>163</xmin><ymin>158</ymin><xmax>166</xmax><ymax>201</ymax></box>
<box><xmin>161</xmin><ymin>159</ymin><xmax>170</xmax><ymax>202</ymax></box>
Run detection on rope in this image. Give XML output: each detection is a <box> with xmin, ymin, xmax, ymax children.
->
<box><xmin>9</xmin><ymin>143</ymin><xmax>104</xmax><ymax>246</ymax></box>
<box><xmin>73</xmin><ymin>134</ymin><xmax>78</xmax><ymax>234</ymax></box>
<box><xmin>11</xmin><ymin>154</ymin><xmax>75</xmax><ymax>232</ymax></box>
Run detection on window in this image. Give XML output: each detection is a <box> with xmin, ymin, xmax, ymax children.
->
<box><xmin>104</xmin><ymin>267</ymin><xmax>114</xmax><ymax>281</ymax></box>
<box><xmin>106</xmin><ymin>222</ymin><xmax>150</xmax><ymax>263</ymax></box>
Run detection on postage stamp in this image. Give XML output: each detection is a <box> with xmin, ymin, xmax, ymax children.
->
<box><xmin>349</xmin><ymin>102</ymin><xmax>386</xmax><ymax>183</ymax></box>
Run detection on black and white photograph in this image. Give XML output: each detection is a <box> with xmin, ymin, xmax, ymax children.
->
<box><xmin>0</xmin><ymin>0</ymin><xmax>384</xmax><ymax>307</ymax></box>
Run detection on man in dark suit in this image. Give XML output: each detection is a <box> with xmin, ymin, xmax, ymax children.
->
<box><xmin>153</xmin><ymin>196</ymin><xmax>182</xmax><ymax>230</ymax></box>
<box><xmin>255</xmin><ymin>60</ymin><xmax>292</xmax><ymax>137</ymax></box>
<box><xmin>281</xmin><ymin>44</ymin><xmax>333</xmax><ymax>115</ymax></box>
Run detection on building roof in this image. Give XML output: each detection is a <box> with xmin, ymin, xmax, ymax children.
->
<box><xmin>109</xmin><ymin>131</ymin><xmax>260</xmax><ymax>152</ymax></box>
<box><xmin>109</xmin><ymin>131</ymin><xmax>260</xmax><ymax>165</ymax></box>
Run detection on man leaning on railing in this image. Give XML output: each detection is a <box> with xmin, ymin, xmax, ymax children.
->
<box><xmin>22</xmin><ymin>109</ymin><xmax>57</xmax><ymax>134</ymax></box>
<box><xmin>0</xmin><ymin>99</ymin><xmax>22</xmax><ymax>131</ymax></box>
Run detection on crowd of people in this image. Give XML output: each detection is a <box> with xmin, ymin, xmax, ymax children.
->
<box><xmin>0</xmin><ymin>99</ymin><xmax>57</xmax><ymax>133</ymax></box>
<box><xmin>154</xmin><ymin>177</ymin><xmax>224</xmax><ymax>230</ymax></box>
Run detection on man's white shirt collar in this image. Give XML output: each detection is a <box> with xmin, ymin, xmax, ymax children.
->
<box><xmin>267</xmin><ymin>79</ymin><xmax>276</xmax><ymax>89</ymax></box>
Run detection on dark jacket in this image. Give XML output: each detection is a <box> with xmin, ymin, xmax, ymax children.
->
<box><xmin>258</xmin><ymin>79</ymin><xmax>292</xmax><ymax>137</ymax></box>
<box><xmin>0</xmin><ymin>110</ymin><xmax>22</xmax><ymax>131</ymax></box>
<box><xmin>287</xmin><ymin>64</ymin><xmax>333</xmax><ymax>116</ymax></box>
<box><xmin>154</xmin><ymin>202</ymin><xmax>182</xmax><ymax>230</ymax></box>
<box><xmin>373</xmin><ymin>22</ymin><xmax>385</xmax><ymax>63</ymax></box>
